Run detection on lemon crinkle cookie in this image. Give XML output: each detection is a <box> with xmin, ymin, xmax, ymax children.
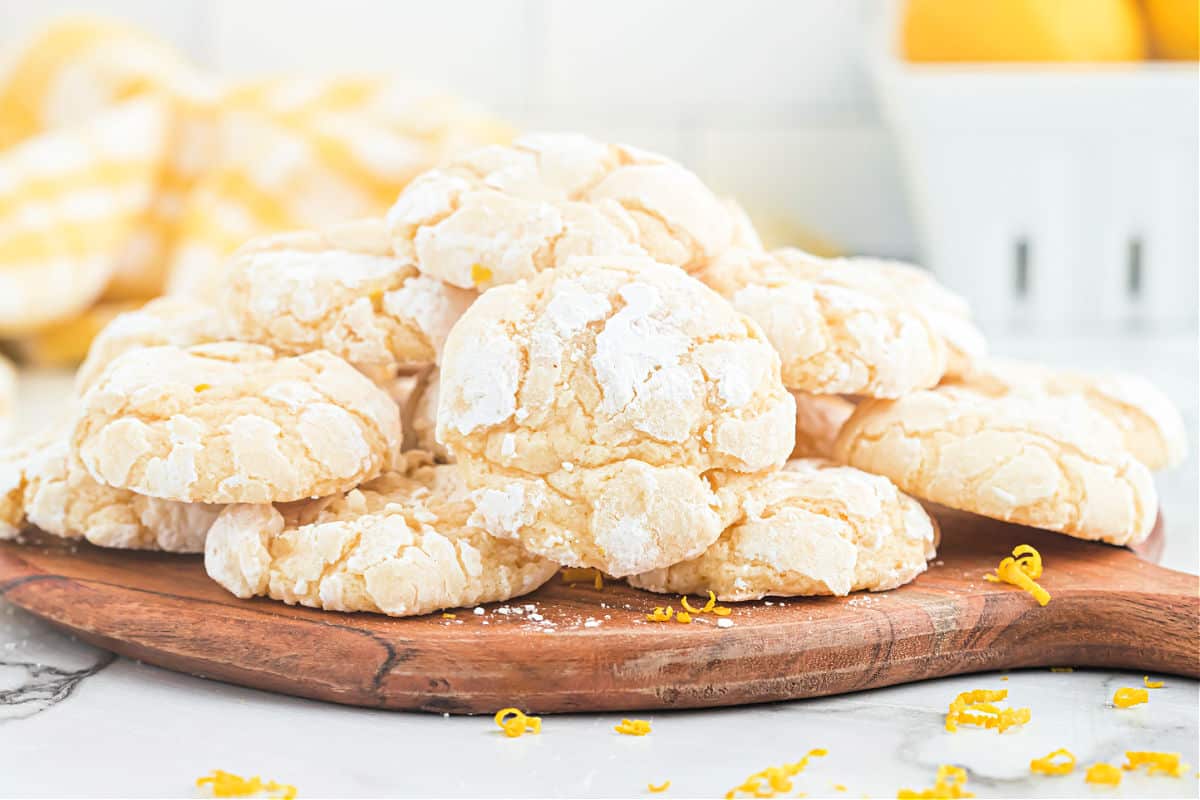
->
<box><xmin>436</xmin><ymin>256</ymin><xmax>795</xmax><ymax>577</ymax></box>
<box><xmin>204</xmin><ymin>453</ymin><xmax>558</xmax><ymax>616</ymax></box>
<box><xmin>224</xmin><ymin>219</ymin><xmax>474</xmax><ymax>375</ymax></box>
<box><xmin>75</xmin><ymin>296</ymin><xmax>229</xmax><ymax>394</ymax></box>
<box><xmin>801</xmin><ymin>254</ymin><xmax>986</xmax><ymax>378</ymax></box>
<box><xmin>73</xmin><ymin>342</ymin><xmax>401</xmax><ymax>504</ymax></box>
<box><xmin>833</xmin><ymin>386</ymin><xmax>1158</xmax><ymax>546</ymax></box>
<box><xmin>387</xmin><ymin>132</ymin><xmax>754</xmax><ymax>290</ymax></box>
<box><xmin>699</xmin><ymin>248</ymin><xmax>950</xmax><ymax>397</ymax></box>
<box><xmin>948</xmin><ymin>358</ymin><xmax>1186</xmax><ymax>471</ymax></box>
<box><xmin>629</xmin><ymin>459</ymin><xmax>937</xmax><ymax>600</ymax></box>
<box><xmin>1</xmin><ymin>436</ymin><xmax>218</xmax><ymax>551</ymax></box>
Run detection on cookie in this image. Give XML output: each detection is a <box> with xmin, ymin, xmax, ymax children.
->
<box><xmin>790</xmin><ymin>391</ymin><xmax>856</xmax><ymax>460</ymax></box>
<box><xmin>0</xmin><ymin>355</ymin><xmax>15</xmax><ymax>444</ymax></box>
<box><xmin>699</xmin><ymin>248</ymin><xmax>948</xmax><ymax>397</ymax></box>
<box><xmin>437</xmin><ymin>256</ymin><xmax>795</xmax><ymax>576</ymax></box>
<box><xmin>797</xmin><ymin>254</ymin><xmax>986</xmax><ymax>377</ymax></box>
<box><xmin>1</xmin><ymin>437</ymin><xmax>218</xmax><ymax>551</ymax></box>
<box><xmin>73</xmin><ymin>342</ymin><xmax>401</xmax><ymax>503</ymax></box>
<box><xmin>629</xmin><ymin>459</ymin><xmax>937</xmax><ymax>600</ymax></box>
<box><xmin>75</xmin><ymin>296</ymin><xmax>228</xmax><ymax>394</ymax></box>
<box><xmin>204</xmin><ymin>454</ymin><xmax>558</xmax><ymax>616</ymax></box>
<box><xmin>947</xmin><ymin>358</ymin><xmax>1186</xmax><ymax>470</ymax></box>
<box><xmin>832</xmin><ymin>386</ymin><xmax>1158</xmax><ymax>546</ymax></box>
<box><xmin>224</xmin><ymin>219</ymin><xmax>475</xmax><ymax>375</ymax></box>
<box><xmin>0</xmin><ymin>98</ymin><xmax>170</xmax><ymax>334</ymax></box>
<box><xmin>387</xmin><ymin>133</ymin><xmax>751</xmax><ymax>290</ymax></box>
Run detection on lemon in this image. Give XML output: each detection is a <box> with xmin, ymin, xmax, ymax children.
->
<box><xmin>1144</xmin><ymin>0</ymin><xmax>1199</xmax><ymax>59</ymax></box>
<box><xmin>903</xmin><ymin>0</ymin><xmax>1147</xmax><ymax>62</ymax></box>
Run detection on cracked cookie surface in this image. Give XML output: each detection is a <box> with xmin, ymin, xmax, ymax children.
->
<box><xmin>386</xmin><ymin>133</ymin><xmax>754</xmax><ymax>290</ymax></box>
<box><xmin>225</xmin><ymin>219</ymin><xmax>475</xmax><ymax>375</ymax></box>
<box><xmin>204</xmin><ymin>453</ymin><xmax>558</xmax><ymax>616</ymax></box>
<box><xmin>629</xmin><ymin>459</ymin><xmax>937</xmax><ymax>600</ymax></box>
<box><xmin>437</xmin><ymin>256</ymin><xmax>795</xmax><ymax>576</ymax></box>
<box><xmin>75</xmin><ymin>296</ymin><xmax>229</xmax><ymax>394</ymax></box>
<box><xmin>699</xmin><ymin>248</ymin><xmax>949</xmax><ymax>397</ymax></box>
<box><xmin>948</xmin><ymin>358</ymin><xmax>1186</xmax><ymax>471</ymax></box>
<box><xmin>73</xmin><ymin>342</ymin><xmax>401</xmax><ymax>503</ymax></box>
<box><xmin>833</xmin><ymin>385</ymin><xmax>1158</xmax><ymax>545</ymax></box>
<box><xmin>1</xmin><ymin>436</ymin><xmax>218</xmax><ymax>551</ymax></box>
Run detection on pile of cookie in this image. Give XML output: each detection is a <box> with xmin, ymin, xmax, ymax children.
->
<box><xmin>0</xmin><ymin>133</ymin><xmax>1185</xmax><ymax>617</ymax></box>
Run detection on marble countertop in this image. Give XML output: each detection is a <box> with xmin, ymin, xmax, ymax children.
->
<box><xmin>2</xmin><ymin>328</ymin><xmax>1197</xmax><ymax>798</ymax></box>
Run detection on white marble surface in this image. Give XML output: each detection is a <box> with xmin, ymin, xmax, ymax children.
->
<box><xmin>1</xmin><ymin>328</ymin><xmax>1197</xmax><ymax>798</ymax></box>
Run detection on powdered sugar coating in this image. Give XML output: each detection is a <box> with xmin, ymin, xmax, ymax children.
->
<box><xmin>833</xmin><ymin>385</ymin><xmax>1158</xmax><ymax>546</ymax></box>
<box><xmin>948</xmin><ymin>358</ymin><xmax>1186</xmax><ymax>471</ymax></box>
<box><xmin>795</xmin><ymin>254</ymin><xmax>986</xmax><ymax>378</ymax></box>
<box><xmin>0</xmin><ymin>436</ymin><xmax>218</xmax><ymax>551</ymax></box>
<box><xmin>629</xmin><ymin>459</ymin><xmax>936</xmax><ymax>600</ymax></box>
<box><xmin>224</xmin><ymin>219</ymin><xmax>475</xmax><ymax>374</ymax></box>
<box><xmin>699</xmin><ymin>248</ymin><xmax>949</xmax><ymax>397</ymax></box>
<box><xmin>437</xmin><ymin>256</ymin><xmax>795</xmax><ymax>576</ymax></box>
<box><xmin>73</xmin><ymin>342</ymin><xmax>401</xmax><ymax>503</ymax></box>
<box><xmin>204</xmin><ymin>453</ymin><xmax>557</xmax><ymax>616</ymax></box>
<box><xmin>386</xmin><ymin>133</ymin><xmax>750</xmax><ymax>290</ymax></box>
<box><xmin>75</xmin><ymin>296</ymin><xmax>229</xmax><ymax>394</ymax></box>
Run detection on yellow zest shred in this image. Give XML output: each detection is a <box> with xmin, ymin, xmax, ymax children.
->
<box><xmin>647</xmin><ymin>606</ymin><xmax>674</xmax><ymax>622</ymax></box>
<box><xmin>724</xmin><ymin>749</ymin><xmax>826</xmax><ymax>799</ymax></box>
<box><xmin>1112</xmin><ymin>687</ymin><xmax>1148</xmax><ymax>708</ymax></box>
<box><xmin>675</xmin><ymin>611</ymin><xmax>693</xmax><ymax>624</ymax></box>
<box><xmin>196</xmin><ymin>770</ymin><xmax>296</xmax><ymax>799</ymax></box>
<box><xmin>194</xmin><ymin>383</ymin><xmax>211</xmax><ymax>392</ymax></box>
<box><xmin>701</xmin><ymin>590</ymin><xmax>717</xmax><ymax>612</ymax></box>
<box><xmin>985</xmin><ymin>544</ymin><xmax>1050</xmax><ymax>605</ymax></box>
<box><xmin>1143</xmin><ymin>675</ymin><xmax>1164</xmax><ymax>689</ymax></box>
<box><xmin>648</xmin><ymin>780</ymin><xmax>671</xmax><ymax>793</ymax></box>
<box><xmin>471</xmin><ymin>263</ymin><xmax>493</xmax><ymax>286</ymax></box>
<box><xmin>944</xmin><ymin>689</ymin><xmax>1030</xmax><ymax>733</ymax></box>
<box><xmin>1030</xmin><ymin>748</ymin><xmax>1077</xmax><ymax>776</ymax></box>
<box><xmin>1085</xmin><ymin>763</ymin><xmax>1121</xmax><ymax>786</ymax></box>
<box><xmin>712</xmin><ymin>606</ymin><xmax>732</xmax><ymax>616</ymax></box>
<box><xmin>833</xmin><ymin>784</ymin><xmax>847</xmax><ymax>791</ymax></box>
<box><xmin>1123</xmin><ymin>751</ymin><xmax>1189</xmax><ymax>777</ymax></box>
<box><xmin>442</xmin><ymin>613</ymin><xmax>456</xmax><ymax>619</ymax></box>
<box><xmin>493</xmin><ymin>707</ymin><xmax>541</xmax><ymax>738</ymax></box>
<box><xmin>680</xmin><ymin>595</ymin><xmax>701</xmax><ymax>614</ymax></box>
<box><xmin>897</xmin><ymin>765</ymin><xmax>973</xmax><ymax>799</ymax></box>
<box><xmin>615</xmin><ymin>718</ymin><xmax>652</xmax><ymax>736</ymax></box>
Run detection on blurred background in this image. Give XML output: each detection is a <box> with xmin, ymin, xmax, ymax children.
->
<box><xmin>0</xmin><ymin>0</ymin><xmax>1197</xmax><ymax>565</ymax></box>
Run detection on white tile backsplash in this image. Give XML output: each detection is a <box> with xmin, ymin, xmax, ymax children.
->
<box><xmin>541</xmin><ymin>0</ymin><xmax>870</xmax><ymax>116</ymax></box>
<box><xmin>0</xmin><ymin>0</ymin><xmax>210</xmax><ymax>60</ymax></box>
<box><xmin>207</xmin><ymin>0</ymin><xmax>537</xmax><ymax>107</ymax></box>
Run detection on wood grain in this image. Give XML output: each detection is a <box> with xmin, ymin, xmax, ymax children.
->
<box><xmin>0</xmin><ymin>508</ymin><xmax>1195</xmax><ymax>714</ymax></box>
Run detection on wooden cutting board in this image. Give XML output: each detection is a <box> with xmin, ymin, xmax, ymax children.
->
<box><xmin>0</xmin><ymin>508</ymin><xmax>1195</xmax><ymax>714</ymax></box>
